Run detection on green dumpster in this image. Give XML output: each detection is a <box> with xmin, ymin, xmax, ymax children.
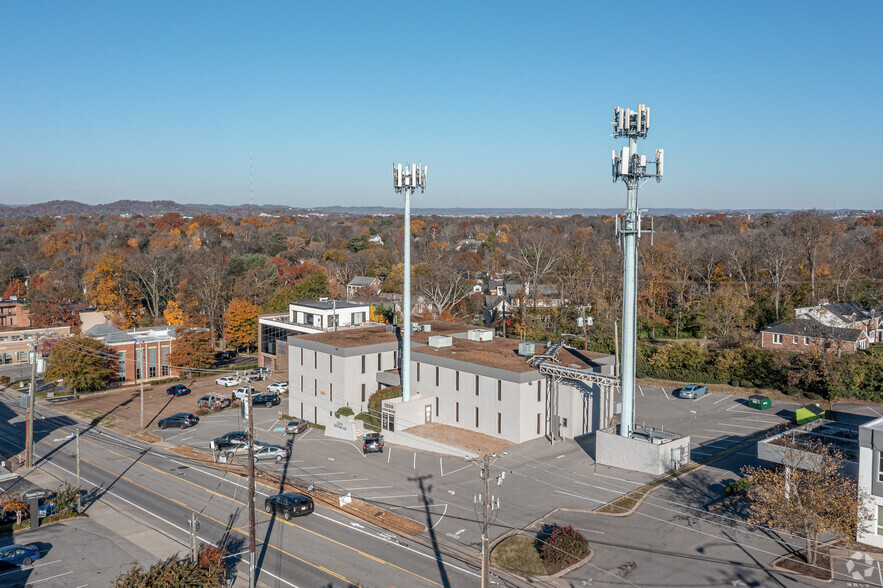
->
<box><xmin>748</xmin><ymin>395</ymin><xmax>771</xmax><ymax>410</ymax></box>
<box><xmin>795</xmin><ymin>404</ymin><xmax>825</xmax><ymax>425</ymax></box>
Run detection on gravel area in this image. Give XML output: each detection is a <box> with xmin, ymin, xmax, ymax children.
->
<box><xmin>404</xmin><ymin>422</ymin><xmax>515</xmax><ymax>454</ymax></box>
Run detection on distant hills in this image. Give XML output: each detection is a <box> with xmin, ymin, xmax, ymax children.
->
<box><xmin>0</xmin><ymin>200</ymin><xmax>868</xmax><ymax>219</ymax></box>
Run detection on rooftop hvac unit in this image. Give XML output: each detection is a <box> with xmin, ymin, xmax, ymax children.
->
<box><xmin>423</xmin><ymin>324</ymin><xmax>432</xmax><ymax>332</ymax></box>
<box><xmin>518</xmin><ymin>342</ymin><xmax>536</xmax><ymax>356</ymax></box>
<box><xmin>428</xmin><ymin>335</ymin><xmax>452</xmax><ymax>349</ymax></box>
<box><xmin>467</xmin><ymin>329</ymin><xmax>494</xmax><ymax>342</ymax></box>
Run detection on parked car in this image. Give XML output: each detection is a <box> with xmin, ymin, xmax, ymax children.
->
<box><xmin>363</xmin><ymin>432</ymin><xmax>384</xmax><ymax>454</ymax></box>
<box><xmin>246</xmin><ymin>368</ymin><xmax>270</xmax><ymax>381</ymax></box>
<box><xmin>216</xmin><ymin>350</ymin><xmax>237</xmax><ymax>361</ymax></box>
<box><xmin>210</xmin><ymin>431</ymin><xmax>250</xmax><ymax>451</ymax></box>
<box><xmin>0</xmin><ymin>511</ymin><xmax>18</xmax><ymax>526</ymax></box>
<box><xmin>215</xmin><ymin>375</ymin><xmax>240</xmax><ymax>387</ymax></box>
<box><xmin>231</xmin><ymin>386</ymin><xmax>250</xmax><ymax>400</ymax></box>
<box><xmin>284</xmin><ymin>419</ymin><xmax>309</xmax><ymax>435</ymax></box>
<box><xmin>253</xmin><ymin>393</ymin><xmax>281</xmax><ymax>408</ymax></box>
<box><xmin>264</xmin><ymin>492</ymin><xmax>313</xmax><ymax>520</ymax></box>
<box><xmin>221</xmin><ymin>440</ymin><xmax>266</xmax><ymax>459</ymax></box>
<box><xmin>0</xmin><ymin>544</ymin><xmax>42</xmax><ymax>567</ymax></box>
<box><xmin>267</xmin><ymin>381</ymin><xmax>289</xmax><ymax>394</ymax></box>
<box><xmin>198</xmin><ymin>394</ymin><xmax>231</xmax><ymax>410</ymax></box>
<box><xmin>159</xmin><ymin>413</ymin><xmax>200</xmax><ymax>429</ymax></box>
<box><xmin>166</xmin><ymin>384</ymin><xmax>191</xmax><ymax>396</ymax></box>
<box><xmin>253</xmin><ymin>444</ymin><xmax>289</xmax><ymax>462</ymax></box>
<box><xmin>678</xmin><ymin>384</ymin><xmax>709</xmax><ymax>399</ymax></box>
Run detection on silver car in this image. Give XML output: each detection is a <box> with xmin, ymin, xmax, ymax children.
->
<box><xmin>253</xmin><ymin>444</ymin><xmax>290</xmax><ymax>463</ymax></box>
<box><xmin>222</xmin><ymin>440</ymin><xmax>266</xmax><ymax>459</ymax></box>
<box><xmin>285</xmin><ymin>419</ymin><xmax>309</xmax><ymax>434</ymax></box>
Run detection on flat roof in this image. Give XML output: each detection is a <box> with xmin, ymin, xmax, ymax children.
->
<box><xmin>293</xmin><ymin>321</ymin><xmax>473</xmax><ymax>348</ymax></box>
<box><xmin>290</xmin><ymin>299</ymin><xmax>367</xmax><ymax>311</ymax></box>
<box><xmin>416</xmin><ymin>338</ymin><xmax>611</xmax><ymax>373</ymax></box>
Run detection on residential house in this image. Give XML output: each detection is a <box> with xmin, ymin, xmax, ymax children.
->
<box><xmin>795</xmin><ymin>301</ymin><xmax>882</xmax><ymax>344</ymax></box>
<box><xmin>760</xmin><ymin>320</ymin><xmax>870</xmax><ymax>355</ymax></box>
<box><xmin>346</xmin><ymin>276</ymin><xmax>382</xmax><ymax>298</ymax></box>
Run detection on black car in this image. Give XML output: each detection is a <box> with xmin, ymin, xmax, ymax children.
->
<box><xmin>363</xmin><ymin>432</ymin><xmax>384</xmax><ymax>454</ymax></box>
<box><xmin>166</xmin><ymin>384</ymin><xmax>191</xmax><ymax>396</ymax></box>
<box><xmin>252</xmin><ymin>393</ymin><xmax>281</xmax><ymax>408</ymax></box>
<box><xmin>159</xmin><ymin>413</ymin><xmax>200</xmax><ymax>429</ymax></box>
<box><xmin>264</xmin><ymin>492</ymin><xmax>313</xmax><ymax>520</ymax></box>
<box><xmin>210</xmin><ymin>431</ymin><xmax>250</xmax><ymax>451</ymax></box>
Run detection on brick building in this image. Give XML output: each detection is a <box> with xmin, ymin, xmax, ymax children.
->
<box><xmin>760</xmin><ymin>320</ymin><xmax>870</xmax><ymax>355</ymax></box>
<box><xmin>0</xmin><ymin>298</ymin><xmax>30</xmax><ymax>329</ymax></box>
<box><xmin>84</xmin><ymin>324</ymin><xmax>180</xmax><ymax>382</ymax></box>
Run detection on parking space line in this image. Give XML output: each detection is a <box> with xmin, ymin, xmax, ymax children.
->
<box><xmin>439</xmin><ymin>457</ymin><xmax>443</xmax><ymax>476</ymax></box>
<box><xmin>730</xmin><ymin>417</ymin><xmax>782</xmax><ymax>424</ymax></box>
<box><xmin>387</xmin><ymin>448</ymin><xmax>392</xmax><ymax>463</ymax></box>
<box><xmin>363</xmin><ymin>494</ymin><xmax>418</xmax><ymax>499</ymax></box>
<box><xmin>715</xmin><ymin>423</ymin><xmax>764</xmax><ymax>430</ymax></box>
<box><xmin>266</xmin><ymin>419</ymin><xmax>280</xmax><ymax>432</ymax></box>
<box><xmin>662</xmin><ymin>388</ymin><xmax>669</xmax><ymax>400</ymax></box>
<box><xmin>441</xmin><ymin>463</ymin><xmax>472</xmax><ymax>477</ymax></box>
<box><xmin>413</xmin><ymin>452</ymin><xmax>416</xmax><ymax>469</ymax></box>
<box><xmin>0</xmin><ymin>560</ymin><xmax>60</xmax><ymax>577</ymax></box>
<box><xmin>593</xmin><ymin>473</ymin><xmax>643</xmax><ymax>486</ymax></box>
<box><xmin>342</xmin><ymin>486</ymin><xmax>394</xmax><ymax>491</ymax></box>
<box><xmin>693</xmin><ymin>394</ymin><xmax>711</xmax><ymax>402</ymax></box>
<box><xmin>638</xmin><ymin>385</ymin><xmax>644</xmax><ymax>397</ymax></box>
<box><xmin>705</xmin><ymin>429</ymin><xmax>754</xmax><ymax>436</ymax></box>
<box><xmin>28</xmin><ymin>571</ymin><xmax>75</xmax><ymax>584</ymax></box>
<box><xmin>691</xmin><ymin>443</ymin><xmax>731</xmax><ymax>450</ymax></box>
<box><xmin>713</xmin><ymin>394</ymin><xmax>732</xmax><ymax>404</ymax></box>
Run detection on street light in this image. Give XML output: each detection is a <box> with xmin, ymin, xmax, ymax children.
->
<box><xmin>392</xmin><ymin>162</ymin><xmax>427</xmax><ymax>403</ymax></box>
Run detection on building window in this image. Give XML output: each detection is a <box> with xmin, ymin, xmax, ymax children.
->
<box><xmin>538</xmin><ymin>380</ymin><xmax>542</xmax><ymax>402</ymax></box>
<box><xmin>804</xmin><ymin>337</ymin><xmax>810</xmax><ymax>346</ymax></box>
<box><xmin>537</xmin><ymin>413</ymin><xmax>542</xmax><ymax>435</ymax></box>
<box><xmin>352</xmin><ymin>311</ymin><xmax>366</xmax><ymax>324</ymax></box>
<box><xmin>330</xmin><ymin>383</ymin><xmax>333</xmax><ymax>401</ymax></box>
<box><xmin>361</xmin><ymin>355</ymin><xmax>366</xmax><ymax>374</ymax></box>
<box><xmin>456</xmin><ymin>402</ymin><xmax>459</xmax><ymax>422</ymax></box>
<box><xmin>456</xmin><ymin>371</ymin><xmax>460</xmax><ymax>391</ymax></box>
<box><xmin>417</xmin><ymin>363</ymin><xmax>421</xmax><ymax>382</ymax></box>
<box><xmin>475</xmin><ymin>375</ymin><xmax>479</xmax><ymax>396</ymax></box>
<box><xmin>314</xmin><ymin>379</ymin><xmax>317</xmax><ymax>396</ymax></box>
<box><xmin>497</xmin><ymin>380</ymin><xmax>502</xmax><ymax>401</ymax></box>
<box><xmin>436</xmin><ymin>366</ymin><xmax>439</xmax><ymax>387</ymax></box>
<box><xmin>436</xmin><ymin>397</ymin><xmax>439</xmax><ymax>417</ymax></box>
<box><xmin>773</xmin><ymin>334</ymin><xmax>782</xmax><ymax>345</ymax></box>
<box><xmin>330</xmin><ymin>356</ymin><xmax>333</xmax><ymax>373</ymax></box>
<box><xmin>393</xmin><ymin>351</ymin><xmax>398</xmax><ymax>368</ymax></box>
<box><xmin>497</xmin><ymin>412</ymin><xmax>502</xmax><ymax>434</ymax></box>
<box><xmin>361</xmin><ymin>383</ymin><xmax>366</xmax><ymax>402</ymax></box>
<box><xmin>314</xmin><ymin>351</ymin><xmax>317</xmax><ymax>369</ymax></box>
<box><xmin>878</xmin><ymin>452</ymin><xmax>883</xmax><ymax>483</ymax></box>
<box><xmin>300</xmin><ymin>375</ymin><xmax>303</xmax><ymax>393</ymax></box>
<box><xmin>878</xmin><ymin>505</ymin><xmax>883</xmax><ymax>535</ymax></box>
<box><xmin>378</xmin><ymin>353</ymin><xmax>382</xmax><ymax>370</ymax></box>
<box><xmin>475</xmin><ymin>407</ymin><xmax>479</xmax><ymax>428</ymax></box>
<box><xmin>301</xmin><ymin>348</ymin><xmax>304</xmax><ymax>365</ymax></box>
<box><xmin>792</xmin><ymin>336</ymin><xmax>798</xmax><ymax>344</ymax></box>
<box><xmin>118</xmin><ymin>351</ymin><xmax>126</xmax><ymax>382</ymax></box>
<box><xmin>161</xmin><ymin>347</ymin><xmax>169</xmax><ymax>376</ymax></box>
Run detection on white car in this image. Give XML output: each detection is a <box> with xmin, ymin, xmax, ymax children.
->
<box><xmin>232</xmin><ymin>386</ymin><xmax>253</xmax><ymax>400</ymax></box>
<box><xmin>267</xmin><ymin>381</ymin><xmax>288</xmax><ymax>394</ymax></box>
<box><xmin>216</xmin><ymin>375</ymin><xmax>240</xmax><ymax>387</ymax></box>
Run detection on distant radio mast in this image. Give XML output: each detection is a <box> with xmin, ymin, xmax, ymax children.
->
<box><xmin>249</xmin><ymin>153</ymin><xmax>254</xmax><ymax>214</ymax></box>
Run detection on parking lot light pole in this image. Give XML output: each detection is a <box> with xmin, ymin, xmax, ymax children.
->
<box><xmin>26</xmin><ymin>342</ymin><xmax>37</xmax><ymax>467</ymax></box>
<box><xmin>246</xmin><ymin>378</ymin><xmax>256</xmax><ymax>588</ymax></box>
<box><xmin>76</xmin><ymin>428</ymin><xmax>81</xmax><ymax>512</ymax></box>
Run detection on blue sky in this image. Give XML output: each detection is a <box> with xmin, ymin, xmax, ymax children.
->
<box><xmin>1</xmin><ymin>2</ymin><xmax>881</xmax><ymax>211</ymax></box>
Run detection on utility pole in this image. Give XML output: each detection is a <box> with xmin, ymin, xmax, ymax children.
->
<box><xmin>467</xmin><ymin>451</ymin><xmax>507</xmax><ymax>588</ymax></box>
<box><xmin>76</xmin><ymin>428</ymin><xmax>81</xmax><ymax>512</ymax></box>
<box><xmin>189</xmin><ymin>511</ymin><xmax>198</xmax><ymax>562</ymax></box>
<box><xmin>246</xmin><ymin>378</ymin><xmax>256</xmax><ymax>588</ymax></box>
<box><xmin>392</xmin><ymin>162</ymin><xmax>427</xmax><ymax>403</ymax></box>
<box><xmin>139</xmin><ymin>340</ymin><xmax>145</xmax><ymax>430</ymax></box>
<box><xmin>25</xmin><ymin>342</ymin><xmax>37</xmax><ymax>467</ymax></box>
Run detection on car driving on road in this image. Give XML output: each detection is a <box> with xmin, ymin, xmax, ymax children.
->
<box><xmin>253</xmin><ymin>444</ymin><xmax>290</xmax><ymax>462</ymax></box>
<box><xmin>264</xmin><ymin>492</ymin><xmax>313</xmax><ymax>520</ymax></box>
<box><xmin>166</xmin><ymin>384</ymin><xmax>191</xmax><ymax>396</ymax></box>
<box><xmin>678</xmin><ymin>384</ymin><xmax>709</xmax><ymax>399</ymax></box>
<box><xmin>267</xmin><ymin>381</ymin><xmax>288</xmax><ymax>394</ymax></box>
<box><xmin>159</xmin><ymin>413</ymin><xmax>199</xmax><ymax>429</ymax></box>
<box><xmin>0</xmin><ymin>544</ymin><xmax>42</xmax><ymax>567</ymax></box>
<box><xmin>215</xmin><ymin>375</ymin><xmax>239</xmax><ymax>387</ymax></box>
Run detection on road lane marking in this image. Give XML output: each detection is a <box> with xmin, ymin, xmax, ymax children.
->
<box><xmin>43</xmin><ymin>437</ymin><xmax>439</xmax><ymax>587</ymax></box>
<box><xmin>713</xmin><ymin>394</ymin><xmax>732</xmax><ymax>404</ymax></box>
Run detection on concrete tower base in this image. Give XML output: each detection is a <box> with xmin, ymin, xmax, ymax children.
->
<box><xmin>595</xmin><ymin>426</ymin><xmax>692</xmax><ymax>476</ymax></box>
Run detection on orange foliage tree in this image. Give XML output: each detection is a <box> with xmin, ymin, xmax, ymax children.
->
<box><xmin>84</xmin><ymin>251</ymin><xmax>141</xmax><ymax>328</ymax></box>
<box><xmin>223</xmin><ymin>298</ymin><xmax>259</xmax><ymax>351</ymax></box>
<box><xmin>3</xmin><ymin>278</ymin><xmax>26</xmax><ymax>299</ymax></box>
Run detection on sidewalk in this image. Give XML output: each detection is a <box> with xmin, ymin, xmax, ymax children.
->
<box><xmin>12</xmin><ymin>465</ymin><xmax>262</xmax><ymax>587</ymax></box>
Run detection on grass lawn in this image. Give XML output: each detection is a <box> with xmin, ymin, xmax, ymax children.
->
<box><xmin>491</xmin><ymin>535</ymin><xmax>545</xmax><ymax>577</ymax></box>
<box><xmin>68</xmin><ymin>408</ymin><xmax>124</xmax><ymax>428</ymax></box>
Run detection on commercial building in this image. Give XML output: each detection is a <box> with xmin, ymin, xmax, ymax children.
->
<box><xmin>285</xmin><ymin>321</ymin><xmax>616</xmax><ymax>448</ymax></box>
<box><xmin>84</xmin><ymin>324</ymin><xmax>180</xmax><ymax>383</ymax></box>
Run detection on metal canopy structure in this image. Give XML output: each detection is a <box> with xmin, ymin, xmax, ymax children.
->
<box><xmin>527</xmin><ymin>344</ymin><xmax>620</xmax><ymax>444</ymax></box>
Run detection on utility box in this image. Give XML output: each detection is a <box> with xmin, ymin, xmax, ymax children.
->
<box><xmin>428</xmin><ymin>336</ymin><xmax>452</xmax><ymax>349</ymax></box>
<box><xmin>467</xmin><ymin>329</ymin><xmax>494</xmax><ymax>342</ymax></box>
<box><xmin>795</xmin><ymin>404</ymin><xmax>825</xmax><ymax>425</ymax></box>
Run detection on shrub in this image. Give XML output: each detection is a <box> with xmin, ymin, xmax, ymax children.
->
<box><xmin>355</xmin><ymin>412</ymin><xmax>381</xmax><ymax>432</ymax></box>
<box><xmin>724</xmin><ymin>477</ymin><xmax>754</xmax><ymax>497</ymax></box>
<box><xmin>365</xmin><ymin>386</ymin><xmax>402</xmax><ymax>428</ymax></box>
<box><xmin>54</xmin><ymin>481</ymin><xmax>80</xmax><ymax>513</ymax></box>
<box><xmin>112</xmin><ymin>544</ymin><xmax>226</xmax><ymax>587</ymax></box>
<box><xmin>335</xmin><ymin>406</ymin><xmax>354</xmax><ymax>418</ymax></box>
<box><xmin>0</xmin><ymin>376</ymin><xmax>10</xmax><ymax>386</ymax></box>
<box><xmin>539</xmin><ymin>525</ymin><xmax>589</xmax><ymax>565</ymax></box>
<box><xmin>740</xmin><ymin>380</ymin><xmax>754</xmax><ymax>388</ymax></box>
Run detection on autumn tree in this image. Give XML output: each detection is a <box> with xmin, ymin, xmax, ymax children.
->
<box><xmin>3</xmin><ymin>278</ymin><xmax>26</xmax><ymax>299</ymax></box>
<box><xmin>1</xmin><ymin>492</ymin><xmax>29</xmax><ymax>525</ymax></box>
<box><xmin>85</xmin><ymin>251</ymin><xmax>141</xmax><ymax>328</ymax></box>
<box><xmin>45</xmin><ymin>335</ymin><xmax>116</xmax><ymax>398</ymax></box>
<box><xmin>224</xmin><ymin>298</ymin><xmax>259</xmax><ymax>351</ymax></box>
<box><xmin>168</xmin><ymin>329</ymin><xmax>216</xmax><ymax>370</ymax></box>
<box><xmin>742</xmin><ymin>435</ymin><xmax>871</xmax><ymax>567</ymax></box>
<box><xmin>695</xmin><ymin>284</ymin><xmax>751</xmax><ymax>346</ymax></box>
<box><xmin>112</xmin><ymin>544</ymin><xmax>226</xmax><ymax>588</ymax></box>
<box><xmin>128</xmin><ymin>251</ymin><xmax>178</xmax><ymax>321</ymax></box>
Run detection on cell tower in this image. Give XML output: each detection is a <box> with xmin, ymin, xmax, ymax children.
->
<box><xmin>611</xmin><ymin>104</ymin><xmax>663</xmax><ymax>438</ymax></box>
<box><xmin>392</xmin><ymin>162</ymin><xmax>427</xmax><ymax>403</ymax></box>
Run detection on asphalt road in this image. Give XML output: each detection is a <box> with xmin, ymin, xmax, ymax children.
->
<box><xmin>0</xmin><ymin>389</ymin><xmax>483</xmax><ymax>588</ymax></box>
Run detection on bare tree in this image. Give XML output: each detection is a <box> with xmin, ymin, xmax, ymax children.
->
<box><xmin>413</xmin><ymin>262</ymin><xmax>471</xmax><ymax>318</ymax></box>
<box><xmin>755</xmin><ymin>229</ymin><xmax>797</xmax><ymax>321</ymax></box>
<box><xmin>129</xmin><ymin>251</ymin><xmax>178</xmax><ymax>321</ymax></box>
<box><xmin>515</xmin><ymin>229</ymin><xmax>563</xmax><ymax>307</ymax></box>
<box><xmin>787</xmin><ymin>212</ymin><xmax>843</xmax><ymax>304</ymax></box>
